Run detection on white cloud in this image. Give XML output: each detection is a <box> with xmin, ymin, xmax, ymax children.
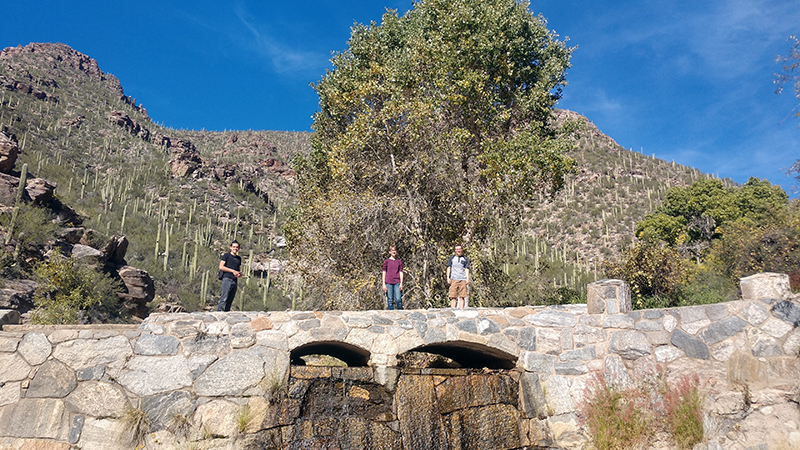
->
<box><xmin>233</xmin><ymin>5</ymin><xmax>327</xmax><ymax>76</ymax></box>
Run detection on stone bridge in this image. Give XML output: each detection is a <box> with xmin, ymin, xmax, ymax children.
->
<box><xmin>0</xmin><ymin>273</ymin><xmax>798</xmax><ymax>450</ymax></box>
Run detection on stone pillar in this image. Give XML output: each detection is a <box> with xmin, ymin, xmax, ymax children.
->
<box><xmin>587</xmin><ymin>279</ymin><xmax>631</xmax><ymax>314</ymax></box>
<box><xmin>740</xmin><ymin>273</ymin><xmax>790</xmax><ymax>302</ymax></box>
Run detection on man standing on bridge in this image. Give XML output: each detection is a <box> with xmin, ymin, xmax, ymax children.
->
<box><xmin>217</xmin><ymin>240</ymin><xmax>242</xmax><ymax>311</ymax></box>
<box><xmin>446</xmin><ymin>244</ymin><xmax>470</xmax><ymax>309</ymax></box>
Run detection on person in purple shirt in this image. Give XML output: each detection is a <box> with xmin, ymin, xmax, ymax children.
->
<box><xmin>381</xmin><ymin>245</ymin><xmax>404</xmax><ymax>310</ymax></box>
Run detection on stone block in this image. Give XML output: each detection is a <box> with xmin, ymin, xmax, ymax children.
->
<box><xmin>520</xmin><ymin>352</ymin><xmax>555</xmax><ymax>373</ymax></box>
<box><xmin>52</xmin><ymin>335</ymin><xmax>133</xmax><ymax>371</ymax></box>
<box><xmin>536</xmin><ymin>328</ymin><xmax>562</xmax><ymax>355</ymax></box>
<box><xmin>0</xmin><ymin>398</ymin><xmax>70</xmax><ymax>440</ymax></box>
<box><xmin>760</xmin><ymin>317</ymin><xmax>793</xmax><ymax>338</ymax></box>
<box><xmin>587</xmin><ymin>279</ymin><xmax>631</xmax><ymax>314</ymax></box>
<box><xmin>699</xmin><ymin>316</ymin><xmax>747</xmax><ymax>345</ymax></box>
<box><xmin>19</xmin><ymin>331</ymin><xmax>53</xmax><ymax>364</ymax></box>
<box><xmin>727</xmin><ymin>351</ymin><xmax>767</xmax><ymax>390</ymax></box>
<box><xmin>519</xmin><ymin>372</ymin><xmax>548</xmax><ymax>419</ymax></box>
<box><xmin>543</xmin><ymin>376</ymin><xmax>574</xmax><ymax>415</ymax></box>
<box><xmin>771</xmin><ymin>300</ymin><xmax>800</xmax><ymax>327</ymax></box>
<box><xmin>525</xmin><ymin>310</ymin><xmax>577</xmax><ymax>328</ymax></box>
<box><xmin>608</xmin><ymin>330</ymin><xmax>651</xmax><ymax>360</ymax></box>
<box><xmin>134</xmin><ymin>333</ymin><xmax>179</xmax><ymax>355</ymax></box>
<box><xmin>516</xmin><ymin>327</ymin><xmax>536</xmax><ymax>351</ymax></box>
<box><xmin>0</xmin><ymin>381</ymin><xmax>20</xmax><ymax>407</ymax></box>
<box><xmin>0</xmin><ymin>352</ymin><xmax>31</xmax><ymax>383</ymax></box>
<box><xmin>554</xmin><ymin>361</ymin><xmax>588</xmax><ymax>375</ymax></box>
<box><xmin>740</xmin><ymin>273</ymin><xmax>790</xmax><ymax>301</ymax></box>
<box><xmin>65</xmin><ymin>381</ymin><xmax>129</xmax><ymax>419</ymax></box>
<box><xmin>27</xmin><ymin>360</ymin><xmax>77</xmax><ymax>398</ymax></box>
<box><xmin>670</xmin><ymin>329</ymin><xmax>709</xmax><ymax>360</ymax></box>
<box><xmin>118</xmin><ymin>355</ymin><xmax>193</xmax><ymax>396</ymax></box>
<box><xmin>654</xmin><ymin>345</ymin><xmax>684</xmax><ymax>363</ymax></box>
<box><xmin>603</xmin><ymin>354</ymin><xmax>632</xmax><ymax>389</ymax></box>
<box><xmin>743</xmin><ymin>302</ymin><xmax>770</xmax><ymax>326</ymax></box>
<box><xmin>560</xmin><ymin>346</ymin><xmax>596</xmax><ymax>361</ymax></box>
<box><xmin>141</xmin><ymin>389</ymin><xmax>196</xmax><ymax>429</ymax></box>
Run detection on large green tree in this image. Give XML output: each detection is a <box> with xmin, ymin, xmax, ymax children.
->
<box><xmin>285</xmin><ymin>0</ymin><xmax>576</xmax><ymax>310</ymax></box>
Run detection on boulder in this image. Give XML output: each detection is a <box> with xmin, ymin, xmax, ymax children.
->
<box><xmin>0</xmin><ymin>279</ymin><xmax>38</xmax><ymax>311</ymax></box>
<box><xmin>0</xmin><ymin>172</ymin><xmax>20</xmax><ymax>205</ymax></box>
<box><xmin>70</xmin><ymin>244</ymin><xmax>105</xmax><ymax>264</ymax></box>
<box><xmin>0</xmin><ymin>130</ymin><xmax>19</xmax><ymax>173</ymax></box>
<box><xmin>0</xmin><ymin>309</ymin><xmax>21</xmax><ymax>325</ymax></box>
<box><xmin>102</xmin><ymin>234</ymin><xmax>128</xmax><ymax>265</ymax></box>
<box><xmin>57</xmin><ymin>227</ymin><xmax>84</xmax><ymax>244</ymax></box>
<box><xmin>24</xmin><ymin>177</ymin><xmax>56</xmax><ymax>204</ymax></box>
<box><xmin>116</xmin><ymin>266</ymin><xmax>155</xmax><ymax>318</ymax></box>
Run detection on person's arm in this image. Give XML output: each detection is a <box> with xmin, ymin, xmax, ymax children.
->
<box><xmin>382</xmin><ymin>269</ymin><xmax>388</xmax><ymax>292</ymax></box>
<box><xmin>399</xmin><ymin>262</ymin><xmax>404</xmax><ymax>291</ymax></box>
<box><xmin>465</xmin><ymin>268</ymin><xmax>470</xmax><ymax>284</ymax></box>
<box><xmin>446</xmin><ymin>266</ymin><xmax>452</xmax><ymax>285</ymax></box>
<box><xmin>219</xmin><ymin>255</ymin><xmax>242</xmax><ymax>277</ymax></box>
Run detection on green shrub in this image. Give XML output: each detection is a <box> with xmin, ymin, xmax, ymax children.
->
<box><xmin>30</xmin><ymin>251</ymin><xmax>123</xmax><ymax>324</ymax></box>
<box><xmin>603</xmin><ymin>241</ymin><xmax>691</xmax><ymax>309</ymax></box>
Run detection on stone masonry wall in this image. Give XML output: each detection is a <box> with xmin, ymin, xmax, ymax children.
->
<box><xmin>0</xmin><ymin>272</ymin><xmax>797</xmax><ymax>449</ymax></box>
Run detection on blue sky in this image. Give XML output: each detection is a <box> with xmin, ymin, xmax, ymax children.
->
<box><xmin>3</xmin><ymin>1</ymin><xmax>799</xmax><ymax>193</ymax></box>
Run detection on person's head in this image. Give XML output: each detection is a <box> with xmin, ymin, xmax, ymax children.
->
<box><xmin>230</xmin><ymin>240</ymin><xmax>240</xmax><ymax>255</ymax></box>
<box><xmin>454</xmin><ymin>245</ymin><xmax>463</xmax><ymax>256</ymax></box>
<box><xmin>389</xmin><ymin>245</ymin><xmax>397</xmax><ymax>257</ymax></box>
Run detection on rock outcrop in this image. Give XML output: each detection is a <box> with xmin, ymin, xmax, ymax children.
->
<box><xmin>0</xmin><ymin>131</ymin><xmax>19</xmax><ymax>173</ymax></box>
<box><xmin>116</xmin><ymin>266</ymin><xmax>156</xmax><ymax>318</ymax></box>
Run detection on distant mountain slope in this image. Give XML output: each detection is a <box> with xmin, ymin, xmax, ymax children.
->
<box><xmin>0</xmin><ymin>42</ymin><xmax>726</xmax><ymax>308</ymax></box>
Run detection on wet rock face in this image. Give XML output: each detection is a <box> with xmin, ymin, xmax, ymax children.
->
<box><xmin>272</xmin><ymin>367</ymin><xmax>523</xmax><ymax>450</ymax></box>
<box><xmin>302</xmin><ymin>378</ymin><xmax>394</xmax><ymax>419</ymax></box>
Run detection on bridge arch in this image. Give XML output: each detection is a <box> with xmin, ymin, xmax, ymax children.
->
<box><xmin>290</xmin><ymin>341</ymin><xmax>371</xmax><ymax>367</ymax></box>
<box><xmin>400</xmin><ymin>341</ymin><xmax>518</xmax><ymax>369</ymax></box>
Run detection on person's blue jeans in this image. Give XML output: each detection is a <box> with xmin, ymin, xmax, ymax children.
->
<box><xmin>386</xmin><ymin>283</ymin><xmax>402</xmax><ymax>310</ymax></box>
<box><xmin>217</xmin><ymin>277</ymin><xmax>238</xmax><ymax>311</ymax></box>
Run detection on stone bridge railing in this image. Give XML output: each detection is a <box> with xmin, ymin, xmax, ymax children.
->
<box><xmin>0</xmin><ymin>272</ymin><xmax>798</xmax><ymax>449</ymax></box>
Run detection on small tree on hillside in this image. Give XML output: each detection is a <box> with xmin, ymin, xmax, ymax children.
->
<box><xmin>285</xmin><ymin>0</ymin><xmax>576</xmax><ymax>309</ymax></box>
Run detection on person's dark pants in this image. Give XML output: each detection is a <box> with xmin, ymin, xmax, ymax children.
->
<box><xmin>386</xmin><ymin>283</ymin><xmax>402</xmax><ymax>310</ymax></box>
<box><xmin>217</xmin><ymin>277</ymin><xmax>238</xmax><ymax>311</ymax></box>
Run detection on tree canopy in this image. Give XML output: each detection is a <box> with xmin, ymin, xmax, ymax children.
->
<box><xmin>611</xmin><ymin>177</ymin><xmax>796</xmax><ymax>308</ymax></box>
<box><xmin>285</xmin><ymin>0</ymin><xmax>576</xmax><ymax>310</ymax></box>
<box><xmin>636</xmin><ymin>178</ymin><xmax>788</xmax><ymax>252</ymax></box>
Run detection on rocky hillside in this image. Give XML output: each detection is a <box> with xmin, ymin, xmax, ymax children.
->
<box><xmin>0</xmin><ymin>43</ymin><xmax>309</xmax><ymax>317</ymax></box>
<box><xmin>0</xmin><ymin>42</ymin><xmax>726</xmax><ymax>315</ymax></box>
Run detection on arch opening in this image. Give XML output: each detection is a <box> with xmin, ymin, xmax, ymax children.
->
<box><xmin>400</xmin><ymin>341</ymin><xmax>517</xmax><ymax>370</ymax></box>
<box><xmin>290</xmin><ymin>341</ymin><xmax>371</xmax><ymax>367</ymax></box>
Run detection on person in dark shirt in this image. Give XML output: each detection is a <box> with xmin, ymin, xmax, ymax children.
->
<box><xmin>217</xmin><ymin>240</ymin><xmax>242</xmax><ymax>311</ymax></box>
<box><xmin>381</xmin><ymin>245</ymin><xmax>404</xmax><ymax>310</ymax></box>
